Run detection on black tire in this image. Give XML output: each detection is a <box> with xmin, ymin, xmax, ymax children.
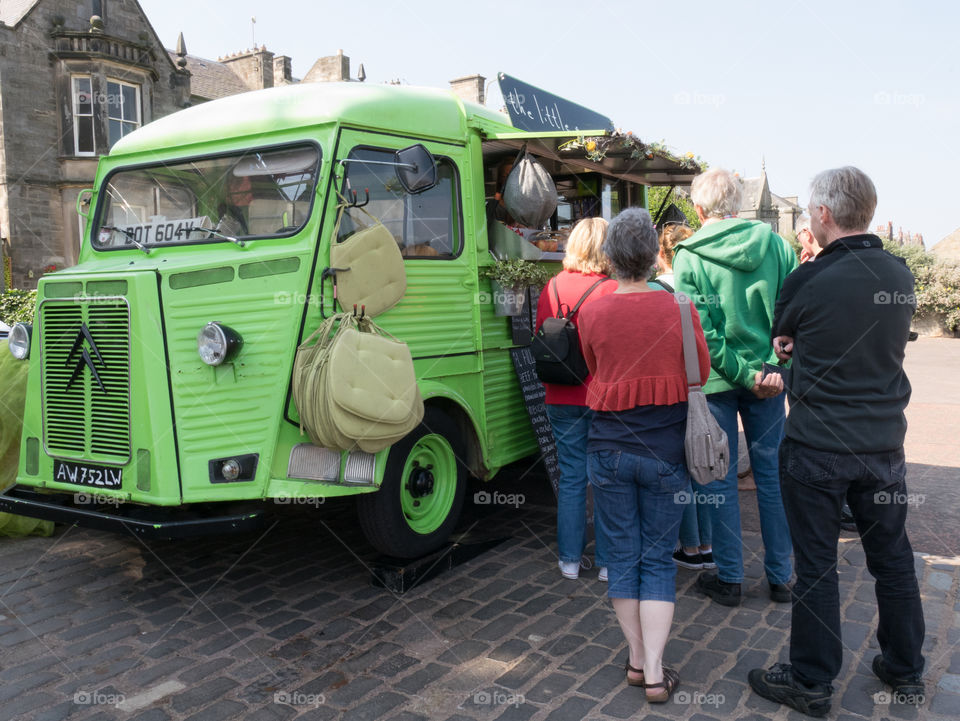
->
<box><xmin>357</xmin><ymin>407</ymin><xmax>467</xmax><ymax>558</ymax></box>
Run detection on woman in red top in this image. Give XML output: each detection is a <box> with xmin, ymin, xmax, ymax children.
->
<box><xmin>579</xmin><ymin>207</ymin><xmax>710</xmax><ymax>704</ymax></box>
<box><xmin>535</xmin><ymin>217</ymin><xmax>617</xmax><ymax>582</ymax></box>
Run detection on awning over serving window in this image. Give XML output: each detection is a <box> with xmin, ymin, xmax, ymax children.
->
<box><xmin>481</xmin><ymin>129</ymin><xmax>701</xmax><ymax>187</ymax></box>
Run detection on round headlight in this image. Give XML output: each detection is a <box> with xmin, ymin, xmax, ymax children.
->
<box><xmin>8</xmin><ymin>323</ymin><xmax>31</xmax><ymax>360</ymax></box>
<box><xmin>197</xmin><ymin>322</ymin><xmax>242</xmax><ymax>366</ymax></box>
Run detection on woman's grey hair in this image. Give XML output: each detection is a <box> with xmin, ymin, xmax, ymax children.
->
<box><xmin>690</xmin><ymin>168</ymin><xmax>743</xmax><ymax>218</ymax></box>
<box><xmin>603</xmin><ymin>208</ymin><xmax>659</xmax><ymax>281</ymax></box>
<box><xmin>809</xmin><ymin>166</ymin><xmax>876</xmax><ymax>232</ymax></box>
<box><xmin>795</xmin><ymin>215</ymin><xmax>811</xmax><ymax>234</ymax></box>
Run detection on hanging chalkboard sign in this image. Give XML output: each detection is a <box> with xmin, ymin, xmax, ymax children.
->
<box><xmin>498</xmin><ymin>73</ymin><xmax>614</xmax><ymax>134</ymax></box>
<box><xmin>509</xmin><ymin>346</ymin><xmax>561</xmax><ymax>495</ymax></box>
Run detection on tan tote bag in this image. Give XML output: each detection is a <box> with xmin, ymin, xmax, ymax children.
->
<box><xmin>676</xmin><ymin>294</ymin><xmax>729</xmax><ymax>484</ymax></box>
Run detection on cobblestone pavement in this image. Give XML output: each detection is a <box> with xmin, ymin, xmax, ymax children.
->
<box><xmin>0</xmin><ymin>488</ymin><xmax>958</xmax><ymax>721</ymax></box>
<box><xmin>0</xmin><ymin>338</ymin><xmax>958</xmax><ymax>721</ymax></box>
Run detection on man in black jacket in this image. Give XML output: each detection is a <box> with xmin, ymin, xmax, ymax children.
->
<box><xmin>748</xmin><ymin>167</ymin><xmax>925</xmax><ymax>717</ymax></box>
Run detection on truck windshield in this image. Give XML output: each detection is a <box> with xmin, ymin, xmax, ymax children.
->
<box><xmin>93</xmin><ymin>144</ymin><xmax>320</xmax><ymax>250</ymax></box>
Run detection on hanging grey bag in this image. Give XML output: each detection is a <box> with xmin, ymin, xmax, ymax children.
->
<box><xmin>503</xmin><ymin>146</ymin><xmax>557</xmax><ymax>228</ymax></box>
<box><xmin>676</xmin><ymin>294</ymin><xmax>729</xmax><ymax>484</ymax></box>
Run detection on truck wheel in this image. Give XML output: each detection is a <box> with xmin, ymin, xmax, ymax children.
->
<box><xmin>357</xmin><ymin>407</ymin><xmax>466</xmax><ymax>559</ymax></box>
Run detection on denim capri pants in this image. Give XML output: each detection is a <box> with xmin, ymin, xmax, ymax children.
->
<box><xmin>588</xmin><ymin>448</ymin><xmax>690</xmax><ymax>601</ymax></box>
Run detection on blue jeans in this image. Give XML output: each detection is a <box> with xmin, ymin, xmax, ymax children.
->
<box><xmin>588</xmin><ymin>449</ymin><xmax>688</xmax><ymax>601</ymax></box>
<box><xmin>547</xmin><ymin>404</ymin><xmax>607</xmax><ymax>566</ymax></box>
<box><xmin>780</xmin><ymin>438</ymin><xmax>924</xmax><ymax>685</ymax></box>
<box><xmin>704</xmin><ymin>389</ymin><xmax>792</xmax><ymax>585</ymax></box>
<box><xmin>679</xmin><ymin>479</ymin><xmax>713</xmax><ymax>548</ymax></box>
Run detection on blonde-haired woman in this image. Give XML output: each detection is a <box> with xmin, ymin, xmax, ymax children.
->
<box><xmin>535</xmin><ymin>217</ymin><xmax>618</xmax><ymax>581</ymax></box>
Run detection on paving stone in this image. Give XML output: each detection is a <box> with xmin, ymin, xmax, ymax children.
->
<box><xmin>707</xmin><ymin>627</ymin><xmax>748</xmax><ymax>652</ymax></box>
<box><xmin>474</xmin><ymin>614</ymin><xmax>525</xmax><ymax>642</ymax></box>
<box><xmin>178</xmin><ymin>656</ymin><xmax>235</xmax><ymax>683</ymax></box>
<box><xmin>542</xmin><ymin>633</ymin><xmax>587</xmax><ymax>657</ymax></box>
<box><xmin>184</xmin><ymin>700</ymin><xmax>247</xmax><ymax>721</ymax></box>
<box><xmin>394</xmin><ymin>663</ymin><xmax>450</xmax><ymax>693</ymax></box>
<box><xmin>438</xmin><ymin>639</ymin><xmax>489</xmax><ymax>665</ymax></box>
<box><xmin>128</xmin><ymin>709</ymin><xmax>172</xmax><ymax>721</ymax></box>
<box><xmin>844</xmin><ymin>602</ymin><xmax>876</xmax><ymax>623</ymax></box>
<box><xmin>519</xmin><ymin>616</ymin><xmax>566</xmax><ymax>644</ymax></box>
<box><xmin>571</xmin><ymin>608</ymin><xmax>612</xmax><ymax>637</ymax></box>
<box><xmin>488</xmin><ymin>639</ymin><xmax>531</xmax><ymax>664</ymax></box>
<box><xmin>600</xmin><ymin>685</ymin><xmax>645</xmax><ymax>719</ymax></box>
<box><xmin>171</xmin><ymin>677</ymin><xmax>241</xmax><ymax>713</ymax></box>
<box><xmin>492</xmin><ymin>701</ymin><xmax>537</xmax><ymax>721</ymax></box>
<box><xmin>470</xmin><ymin>579</ymin><xmax>514</xmax><ymax>601</ymax></box>
<box><xmin>678</xmin><ymin>623</ymin><xmax>711</xmax><ymax>641</ymax></box>
<box><xmin>471</xmin><ymin>599</ymin><xmax>515</xmax><ymax>621</ymax></box>
<box><xmin>372</xmin><ymin>653</ymin><xmax>419</xmax><ymax>678</ymax></box>
<box><xmin>838</xmin><ymin>671</ymin><xmax>879</xmax><ymax>717</ymax></box>
<box><xmin>576</xmin><ymin>663</ymin><xmax>623</xmax><ymax>699</ymax></box>
<box><xmin>434</xmin><ymin>598</ymin><xmax>480</xmax><ymax>621</ymax></box>
<box><xmin>524</xmin><ymin>672</ymin><xmax>576</xmax><ymax>703</ymax></box>
<box><xmin>269</xmin><ymin>619</ymin><xmax>313</xmax><ymax>640</ymax></box>
<box><xmin>663</xmin><ymin>638</ymin><xmax>694</xmax><ymax>667</ymax></box>
<box><xmin>840</xmin><ymin>621</ymin><xmax>871</xmax><ymax>649</ymax></box>
<box><xmin>555</xmin><ymin>643</ymin><xmax>609</xmax><ymax>676</ymax></box>
<box><xmin>542</xmin><ymin>695</ymin><xmax>595</xmax><ymax>721</ymax></box>
<box><xmin>341</xmin><ymin>643</ymin><xmax>402</xmax><ymax>673</ymax></box>
<box><xmin>592</xmin><ymin>625</ymin><xmax>626</xmax><ymax>650</ymax></box>
<box><xmin>495</xmin><ymin>653</ymin><xmax>549</xmax><ymax>690</ymax></box>
<box><xmin>324</xmin><ymin>675</ymin><xmax>381</xmax><ymax>707</ymax></box>
<box><xmin>748</xmin><ymin>627</ymin><xmax>785</xmax><ymax>650</ymax></box>
<box><xmin>243</xmin><ymin>704</ymin><xmax>297</xmax><ymax>721</ymax></box>
<box><xmin>343</xmin><ymin>692</ymin><xmax>407</xmax><ymax>721</ymax></box>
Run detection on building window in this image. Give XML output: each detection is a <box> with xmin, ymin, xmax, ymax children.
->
<box><xmin>72</xmin><ymin>76</ymin><xmax>95</xmax><ymax>156</ymax></box>
<box><xmin>70</xmin><ymin>76</ymin><xmax>141</xmax><ymax>155</ymax></box>
<box><xmin>107</xmin><ymin>80</ymin><xmax>140</xmax><ymax>147</ymax></box>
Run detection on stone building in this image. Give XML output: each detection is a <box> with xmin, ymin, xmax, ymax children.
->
<box><xmin>738</xmin><ymin>165</ymin><xmax>802</xmax><ymax>236</ymax></box>
<box><xmin>874</xmin><ymin>221</ymin><xmax>924</xmax><ymax>248</ymax></box>
<box><xmin>0</xmin><ymin>0</ymin><xmax>191</xmax><ymax>290</ymax></box>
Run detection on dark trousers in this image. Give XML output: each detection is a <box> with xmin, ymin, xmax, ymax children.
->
<box><xmin>779</xmin><ymin>437</ymin><xmax>925</xmax><ymax>686</ymax></box>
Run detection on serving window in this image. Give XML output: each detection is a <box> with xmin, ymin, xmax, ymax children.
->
<box><xmin>337</xmin><ymin>147</ymin><xmax>462</xmax><ymax>259</ymax></box>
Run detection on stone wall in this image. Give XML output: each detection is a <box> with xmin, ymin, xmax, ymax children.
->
<box><xmin>0</xmin><ymin>0</ymin><xmax>188</xmax><ymax>289</ymax></box>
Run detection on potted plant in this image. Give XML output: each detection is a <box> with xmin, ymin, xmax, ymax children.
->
<box><xmin>483</xmin><ymin>259</ymin><xmax>553</xmax><ymax>316</ymax></box>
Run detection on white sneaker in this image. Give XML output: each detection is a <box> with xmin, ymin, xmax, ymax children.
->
<box><xmin>598</xmin><ymin>567</ymin><xmax>608</xmax><ymax>582</ymax></box>
<box><xmin>558</xmin><ymin>560</ymin><xmax>580</xmax><ymax>579</ymax></box>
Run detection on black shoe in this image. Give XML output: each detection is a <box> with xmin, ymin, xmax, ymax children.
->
<box><xmin>699</xmin><ymin>550</ymin><xmax>716</xmax><ymax>569</ymax></box>
<box><xmin>770</xmin><ymin>582</ymin><xmax>792</xmax><ymax>603</ymax></box>
<box><xmin>672</xmin><ymin>548</ymin><xmax>703</xmax><ymax>570</ymax></box>
<box><xmin>840</xmin><ymin>504</ymin><xmax>857</xmax><ymax>532</ymax></box>
<box><xmin>748</xmin><ymin>663</ymin><xmax>832</xmax><ymax>718</ymax></box>
<box><xmin>695</xmin><ymin>572</ymin><xmax>741</xmax><ymax>606</ymax></box>
<box><xmin>872</xmin><ymin>655</ymin><xmax>925</xmax><ymax>703</ymax></box>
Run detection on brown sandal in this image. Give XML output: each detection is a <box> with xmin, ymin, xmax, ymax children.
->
<box><xmin>625</xmin><ymin>661</ymin><xmax>644</xmax><ymax>687</ymax></box>
<box><xmin>644</xmin><ymin>667</ymin><xmax>680</xmax><ymax>703</ymax></box>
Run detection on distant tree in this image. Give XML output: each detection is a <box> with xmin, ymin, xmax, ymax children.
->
<box><xmin>646</xmin><ymin>187</ymin><xmax>700</xmax><ymax>230</ymax></box>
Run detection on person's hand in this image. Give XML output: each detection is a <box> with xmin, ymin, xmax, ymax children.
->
<box><xmin>772</xmin><ymin>335</ymin><xmax>794</xmax><ymax>361</ymax></box>
<box><xmin>751</xmin><ymin>370</ymin><xmax>784</xmax><ymax>399</ymax></box>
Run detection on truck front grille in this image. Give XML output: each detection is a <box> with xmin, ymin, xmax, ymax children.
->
<box><xmin>41</xmin><ymin>298</ymin><xmax>131</xmax><ymax>464</ymax></box>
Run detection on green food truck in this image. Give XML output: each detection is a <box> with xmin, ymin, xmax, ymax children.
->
<box><xmin>1</xmin><ymin>81</ymin><xmax>699</xmax><ymax>558</ymax></box>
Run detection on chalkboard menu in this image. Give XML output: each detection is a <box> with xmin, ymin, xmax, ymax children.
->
<box><xmin>498</xmin><ymin>73</ymin><xmax>614</xmax><ymax>134</ymax></box>
<box><xmin>510</xmin><ymin>347</ymin><xmax>561</xmax><ymax>495</ymax></box>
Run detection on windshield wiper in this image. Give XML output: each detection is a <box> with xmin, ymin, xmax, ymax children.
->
<box><xmin>185</xmin><ymin>227</ymin><xmax>246</xmax><ymax>248</ymax></box>
<box><xmin>101</xmin><ymin>226</ymin><xmax>150</xmax><ymax>255</ymax></box>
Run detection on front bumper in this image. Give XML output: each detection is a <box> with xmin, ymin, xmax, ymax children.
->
<box><xmin>0</xmin><ymin>485</ymin><xmax>266</xmax><ymax>539</ymax></box>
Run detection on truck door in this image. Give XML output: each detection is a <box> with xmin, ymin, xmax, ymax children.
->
<box><xmin>331</xmin><ymin>131</ymin><xmax>481</xmax><ymax>367</ymax></box>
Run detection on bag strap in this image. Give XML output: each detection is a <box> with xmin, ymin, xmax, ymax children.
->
<box><xmin>565</xmin><ymin>278</ymin><xmax>611</xmax><ymax>319</ymax></box>
<box><xmin>675</xmin><ymin>293</ymin><xmax>701</xmax><ymax>390</ymax></box>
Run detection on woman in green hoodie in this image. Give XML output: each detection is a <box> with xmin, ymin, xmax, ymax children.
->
<box><xmin>672</xmin><ymin>168</ymin><xmax>797</xmax><ymax>607</ymax></box>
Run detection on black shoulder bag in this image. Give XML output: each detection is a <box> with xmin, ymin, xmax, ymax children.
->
<box><xmin>531</xmin><ymin>276</ymin><xmax>610</xmax><ymax>385</ymax></box>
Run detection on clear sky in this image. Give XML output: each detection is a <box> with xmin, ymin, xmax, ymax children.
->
<box><xmin>139</xmin><ymin>0</ymin><xmax>957</xmax><ymax>248</ymax></box>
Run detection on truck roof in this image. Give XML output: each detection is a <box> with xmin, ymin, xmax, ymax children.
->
<box><xmin>111</xmin><ymin>82</ymin><xmax>514</xmax><ymax>157</ymax></box>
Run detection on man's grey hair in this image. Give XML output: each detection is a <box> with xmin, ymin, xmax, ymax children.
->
<box><xmin>690</xmin><ymin>168</ymin><xmax>743</xmax><ymax>218</ymax></box>
<box><xmin>809</xmin><ymin>166</ymin><xmax>877</xmax><ymax>232</ymax></box>
<box><xmin>795</xmin><ymin>215</ymin><xmax>811</xmax><ymax>234</ymax></box>
<box><xmin>603</xmin><ymin>207</ymin><xmax>659</xmax><ymax>281</ymax></box>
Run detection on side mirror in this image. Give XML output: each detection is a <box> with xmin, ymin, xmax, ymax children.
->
<box><xmin>395</xmin><ymin>144</ymin><xmax>437</xmax><ymax>194</ymax></box>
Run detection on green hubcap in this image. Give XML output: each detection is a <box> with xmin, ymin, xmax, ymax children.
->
<box><xmin>401</xmin><ymin>434</ymin><xmax>456</xmax><ymax>535</ymax></box>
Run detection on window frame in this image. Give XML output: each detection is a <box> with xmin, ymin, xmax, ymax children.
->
<box><xmin>71</xmin><ymin>75</ymin><xmax>96</xmax><ymax>157</ymax></box>
<box><xmin>337</xmin><ymin>144</ymin><xmax>464</xmax><ymax>261</ymax></box>
<box><xmin>90</xmin><ymin>140</ymin><xmax>323</xmax><ymax>252</ymax></box>
<box><xmin>106</xmin><ymin>78</ymin><xmax>141</xmax><ymax>148</ymax></box>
